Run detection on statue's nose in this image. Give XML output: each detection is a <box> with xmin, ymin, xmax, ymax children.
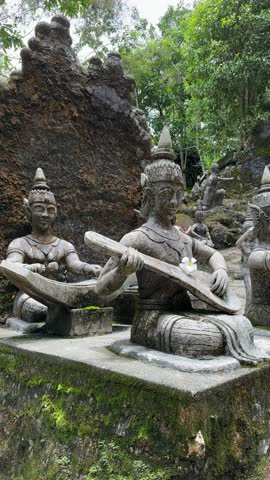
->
<box><xmin>170</xmin><ymin>194</ymin><xmax>178</xmax><ymax>206</ymax></box>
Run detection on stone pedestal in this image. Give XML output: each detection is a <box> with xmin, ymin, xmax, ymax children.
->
<box><xmin>1</xmin><ymin>326</ymin><xmax>270</xmax><ymax>479</ymax></box>
<box><xmin>46</xmin><ymin>305</ymin><xmax>113</xmax><ymax>336</ymax></box>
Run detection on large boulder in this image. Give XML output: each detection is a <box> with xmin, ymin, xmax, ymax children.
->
<box><xmin>0</xmin><ymin>15</ymin><xmax>151</xmax><ymax>265</ymax></box>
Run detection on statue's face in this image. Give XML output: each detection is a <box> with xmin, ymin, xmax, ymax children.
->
<box><xmin>30</xmin><ymin>202</ymin><xmax>57</xmax><ymax>233</ymax></box>
<box><xmin>196</xmin><ymin>211</ymin><xmax>204</xmax><ymax>222</ymax></box>
<box><xmin>152</xmin><ymin>181</ymin><xmax>182</xmax><ymax>222</ymax></box>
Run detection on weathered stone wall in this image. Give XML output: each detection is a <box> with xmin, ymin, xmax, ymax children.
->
<box><xmin>0</xmin><ymin>15</ymin><xmax>151</xmax><ymax>266</ymax></box>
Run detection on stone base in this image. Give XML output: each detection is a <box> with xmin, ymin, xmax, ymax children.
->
<box><xmin>46</xmin><ymin>305</ymin><xmax>113</xmax><ymax>336</ymax></box>
<box><xmin>1</xmin><ymin>326</ymin><xmax>270</xmax><ymax>479</ymax></box>
<box><xmin>6</xmin><ymin>317</ymin><xmax>45</xmax><ymax>334</ymax></box>
<box><xmin>110</xmin><ymin>339</ymin><xmax>240</xmax><ymax>373</ymax></box>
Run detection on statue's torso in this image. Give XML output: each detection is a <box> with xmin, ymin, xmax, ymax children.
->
<box><xmin>121</xmin><ymin>224</ymin><xmax>214</xmax><ymax>309</ymax></box>
<box><xmin>249</xmin><ymin>247</ymin><xmax>270</xmax><ymax>304</ymax></box>
<box><xmin>193</xmin><ymin>223</ymin><xmax>208</xmax><ymax>237</ymax></box>
<box><xmin>7</xmin><ymin>235</ymin><xmax>76</xmax><ymax>266</ymax></box>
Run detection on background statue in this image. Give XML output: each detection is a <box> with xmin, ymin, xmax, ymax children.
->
<box><xmin>236</xmin><ymin>207</ymin><xmax>258</xmax><ymax>316</ymax></box>
<box><xmin>188</xmin><ymin>203</ymin><xmax>214</xmax><ymax>247</ymax></box>
<box><xmin>202</xmin><ymin>162</ymin><xmax>232</xmax><ymax>210</ymax></box>
<box><xmin>5</xmin><ymin>168</ymin><xmax>101</xmax><ymax>332</ymax></box>
<box><xmin>92</xmin><ymin>126</ymin><xmax>264</xmax><ymax>364</ymax></box>
<box><xmin>245</xmin><ymin>166</ymin><xmax>270</xmax><ymax>326</ymax></box>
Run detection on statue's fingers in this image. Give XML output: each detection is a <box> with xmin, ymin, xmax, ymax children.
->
<box><xmin>119</xmin><ymin>252</ymin><xmax>128</xmax><ymax>267</ymax></box>
<box><xmin>212</xmin><ymin>276</ymin><xmax>226</xmax><ymax>296</ymax></box>
<box><xmin>210</xmin><ymin>275</ymin><xmax>220</xmax><ymax>293</ymax></box>
<box><xmin>137</xmin><ymin>254</ymin><xmax>144</xmax><ymax>270</ymax></box>
<box><xmin>134</xmin><ymin>253</ymin><xmax>144</xmax><ymax>271</ymax></box>
<box><xmin>126</xmin><ymin>248</ymin><xmax>139</xmax><ymax>270</ymax></box>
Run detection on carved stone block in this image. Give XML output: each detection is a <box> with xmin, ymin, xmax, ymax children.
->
<box><xmin>46</xmin><ymin>305</ymin><xmax>113</xmax><ymax>336</ymax></box>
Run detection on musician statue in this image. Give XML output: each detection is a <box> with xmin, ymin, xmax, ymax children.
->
<box><xmin>92</xmin><ymin>127</ymin><xmax>264</xmax><ymax>364</ymax></box>
<box><xmin>4</xmin><ymin>168</ymin><xmax>101</xmax><ymax>332</ymax></box>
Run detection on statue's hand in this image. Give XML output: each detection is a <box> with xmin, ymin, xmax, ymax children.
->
<box><xmin>210</xmin><ymin>269</ymin><xmax>228</xmax><ymax>297</ymax></box>
<box><xmin>29</xmin><ymin>263</ymin><xmax>46</xmax><ymax>274</ymax></box>
<box><xmin>46</xmin><ymin>262</ymin><xmax>59</xmax><ymax>274</ymax></box>
<box><xmin>117</xmin><ymin>247</ymin><xmax>144</xmax><ymax>276</ymax></box>
<box><xmin>83</xmin><ymin>264</ymin><xmax>102</xmax><ymax>277</ymax></box>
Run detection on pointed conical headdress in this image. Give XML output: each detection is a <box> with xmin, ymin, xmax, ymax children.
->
<box><xmin>143</xmin><ymin>126</ymin><xmax>183</xmax><ymax>185</ymax></box>
<box><xmin>139</xmin><ymin>126</ymin><xmax>183</xmax><ymax>220</ymax></box>
<box><xmin>252</xmin><ymin>165</ymin><xmax>270</xmax><ymax>208</ymax></box>
<box><xmin>28</xmin><ymin>168</ymin><xmax>56</xmax><ymax>205</ymax></box>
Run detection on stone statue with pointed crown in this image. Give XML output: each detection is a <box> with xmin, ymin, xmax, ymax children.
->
<box><xmin>245</xmin><ymin>165</ymin><xmax>270</xmax><ymax>326</ymax></box>
<box><xmin>4</xmin><ymin>168</ymin><xmax>102</xmax><ymax>333</ymax></box>
<box><xmin>93</xmin><ymin>126</ymin><xmax>266</xmax><ymax>365</ymax></box>
<box><xmin>188</xmin><ymin>202</ymin><xmax>214</xmax><ymax>247</ymax></box>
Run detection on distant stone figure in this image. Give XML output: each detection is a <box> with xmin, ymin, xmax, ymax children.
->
<box><xmin>202</xmin><ymin>162</ymin><xmax>232</xmax><ymax>210</ymax></box>
<box><xmin>245</xmin><ymin>166</ymin><xmax>270</xmax><ymax>326</ymax></box>
<box><xmin>93</xmin><ymin>126</ymin><xmax>266</xmax><ymax>364</ymax></box>
<box><xmin>188</xmin><ymin>204</ymin><xmax>214</xmax><ymax>247</ymax></box>
<box><xmin>236</xmin><ymin>207</ymin><xmax>258</xmax><ymax>316</ymax></box>
<box><xmin>5</xmin><ymin>168</ymin><xmax>101</xmax><ymax>332</ymax></box>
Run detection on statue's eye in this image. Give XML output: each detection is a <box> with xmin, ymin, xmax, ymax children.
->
<box><xmin>48</xmin><ymin>208</ymin><xmax>56</xmax><ymax>215</ymax></box>
<box><xmin>33</xmin><ymin>207</ymin><xmax>43</xmax><ymax>213</ymax></box>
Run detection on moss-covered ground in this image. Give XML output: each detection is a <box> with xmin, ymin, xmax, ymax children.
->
<box><xmin>0</xmin><ymin>344</ymin><xmax>270</xmax><ymax>479</ymax></box>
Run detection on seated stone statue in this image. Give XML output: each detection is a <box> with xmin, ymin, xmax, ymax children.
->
<box><xmin>245</xmin><ymin>166</ymin><xmax>270</xmax><ymax>326</ymax></box>
<box><xmin>5</xmin><ymin>168</ymin><xmax>101</xmax><ymax>331</ymax></box>
<box><xmin>202</xmin><ymin>162</ymin><xmax>232</xmax><ymax>210</ymax></box>
<box><xmin>94</xmin><ymin>127</ymin><xmax>265</xmax><ymax>364</ymax></box>
<box><xmin>188</xmin><ymin>204</ymin><xmax>214</xmax><ymax>247</ymax></box>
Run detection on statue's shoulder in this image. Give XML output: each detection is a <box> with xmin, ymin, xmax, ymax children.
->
<box><xmin>57</xmin><ymin>238</ymin><xmax>77</xmax><ymax>254</ymax></box>
<box><xmin>120</xmin><ymin>229</ymin><xmax>147</xmax><ymax>250</ymax></box>
<box><xmin>7</xmin><ymin>236</ymin><xmax>29</xmax><ymax>254</ymax></box>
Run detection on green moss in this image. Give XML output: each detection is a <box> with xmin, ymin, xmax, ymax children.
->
<box><xmin>82</xmin><ymin>306</ymin><xmax>101</xmax><ymax>311</ymax></box>
<box><xmin>0</xmin><ymin>344</ymin><xmax>270</xmax><ymax>479</ymax></box>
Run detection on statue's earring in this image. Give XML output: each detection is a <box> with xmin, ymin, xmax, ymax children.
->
<box><xmin>23</xmin><ymin>198</ymin><xmax>31</xmax><ymax>223</ymax></box>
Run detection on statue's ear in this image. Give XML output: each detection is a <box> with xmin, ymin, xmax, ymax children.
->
<box><xmin>141</xmin><ymin>173</ymin><xmax>148</xmax><ymax>188</ymax></box>
<box><xmin>145</xmin><ymin>186</ymin><xmax>155</xmax><ymax>206</ymax></box>
<box><xmin>23</xmin><ymin>198</ymin><xmax>31</xmax><ymax>221</ymax></box>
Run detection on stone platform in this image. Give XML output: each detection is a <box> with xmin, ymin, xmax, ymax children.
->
<box><xmin>1</xmin><ymin>325</ymin><xmax>270</xmax><ymax>479</ymax></box>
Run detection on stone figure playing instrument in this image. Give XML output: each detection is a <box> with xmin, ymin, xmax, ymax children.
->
<box><xmin>188</xmin><ymin>204</ymin><xmax>214</xmax><ymax>247</ymax></box>
<box><xmin>202</xmin><ymin>162</ymin><xmax>232</xmax><ymax>210</ymax></box>
<box><xmin>86</xmin><ymin>127</ymin><xmax>266</xmax><ymax>364</ymax></box>
<box><xmin>4</xmin><ymin>168</ymin><xmax>101</xmax><ymax>332</ymax></box>
<box><xmin>245</xmin><ymin>166</ymin><xmax>270</xmax><ymax>327</ymax></box>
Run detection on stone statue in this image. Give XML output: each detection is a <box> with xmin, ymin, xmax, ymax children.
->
<box><xmin>188</xmin><ymin>204</ymin><xmax>214</xmax><ymax>247</ymax></box>
<box><xmin>236</xmin><ymin>207</ymin><xmax>257</xmax><ymax>316</ymax></box>
<box><xmin>245</xmin><ymin>166</ymin><xmax>270</xmax><ymax>326</ymax></box>
<box><xmin>90</xmin><ymin>126</ymin><xmax>266</xmax><ymax>365</ymax></box>
<box><xmin>4</xmin><ymin>168</ymin><xmax>101</xmax><ymax>332</ymax></box>
<box><xmin>202</xmin><ymin>162</ymin><xmax>232</xmax><ymax>210</ymax></box>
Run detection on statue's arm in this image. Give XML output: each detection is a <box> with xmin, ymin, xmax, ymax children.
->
<box><xmin>6</xmin><ymin>240</ymin><xmax>46</xmax><ymax>274</ymax></box>
<box><xmin>96</xmin><ymin>234</ymin><xmax>144</xmax><ymax>296</ymax></box>
<box><xmin>193</xmin><ymin>239</ymin><xmax>228</xmax><ymax>296</ymax></box>
<box><xmin>205</xmin><ymin>226</ymin><xmax>214</xmax><ymax>245</ymax></box>
<box><xmin>65</xmin><ymin>248</ymin><xmax>101</xmax><ymax>277</ymax></box>
<box><xmin>188</xmin><ymin>225</ymin><xmax>203</xmax><ymax>240</ymax></box>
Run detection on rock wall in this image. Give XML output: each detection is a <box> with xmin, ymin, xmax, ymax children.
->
<box><xmin>0</xmin><ymin>15</ymin><xmax>151</xmax><ymax>265</ymax></box>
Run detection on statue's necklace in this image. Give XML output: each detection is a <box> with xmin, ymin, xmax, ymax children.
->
<box><xmin>28</xmin><ymin>234</ymin><xmax>57</xmax><ymax>245</ymax></box>
<box><xmin>144</xmin><ymin>225</ymin><xmax>181</xmax><ymax>241</ymax></box>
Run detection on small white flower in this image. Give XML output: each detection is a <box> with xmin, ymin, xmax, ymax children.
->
<box><xmin>179</xmin><ymin>257</ymin><xmax>197</xmax><ymax>275</ymax></box>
